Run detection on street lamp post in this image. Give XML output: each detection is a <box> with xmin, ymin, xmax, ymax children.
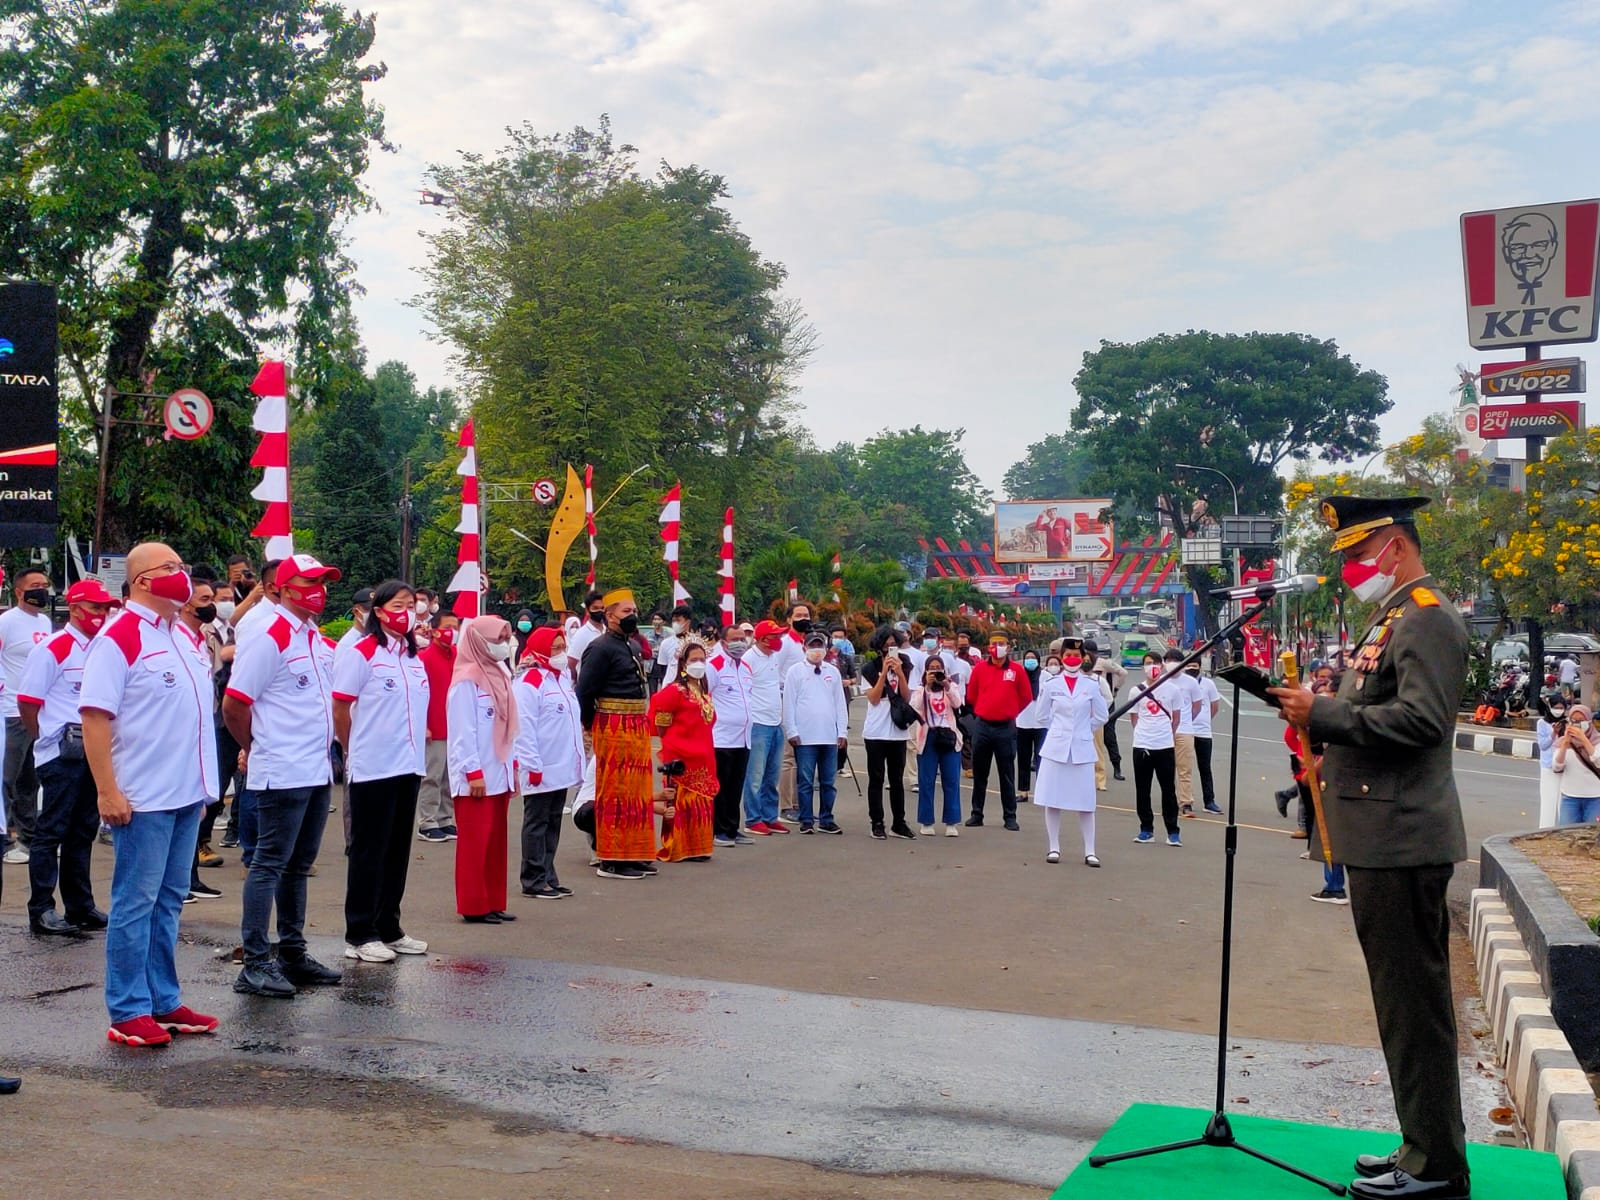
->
<box><xmin>1174</xmin><ymin>462</ymin><xmax>1242</xmax><ymax>592</ymax></box>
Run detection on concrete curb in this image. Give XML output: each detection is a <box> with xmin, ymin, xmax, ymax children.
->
<box><xmin>1473</xmin><ymin>888</ymin><xmax>1600</xmax><ymax>1199</ymax></box>
<box><xmin>1479</xmin><ymin>834</ymin><xmax>1600</xmax><ymax>1069</ymax></box>
<box><xmin>1455</xmin><ymin>729</ymin><xmax>1538</xmax><ymax>758</ymax></box>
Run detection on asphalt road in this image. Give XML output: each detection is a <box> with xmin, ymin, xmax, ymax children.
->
<box><xmin>0</xmin><ymin>688</ymin><xmax>1539</xmax><ymax>1188</ymax></box>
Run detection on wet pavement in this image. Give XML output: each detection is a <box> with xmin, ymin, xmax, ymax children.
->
<box><xmin>0</xmin><ymin>922</ymin><xmax>1505</xmax><ymax>1187</ymax></box>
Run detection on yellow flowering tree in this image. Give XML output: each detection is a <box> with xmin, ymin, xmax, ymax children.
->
<box><xmin>1484</xmin><ymin>427</ymin><xmax>1600</xmax><ymax>629</ymax></box>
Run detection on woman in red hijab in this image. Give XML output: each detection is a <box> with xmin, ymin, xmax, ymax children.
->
<box><xmin>647</xmin><ymin>638</ymin><xmax>719</xmax><ymax>861</ymax></box>
<box><xmin>447</xmin><ymin>616</ymin><xmax>519</xmax><ymax>922</ymax></box>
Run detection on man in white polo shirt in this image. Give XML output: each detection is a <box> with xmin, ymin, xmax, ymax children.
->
<box><xmin>705</xmin><ymin>627</ymin><xmax>753</xmax><ymax>846</ymax></box>
<box><xmin>0</xmin><ymin>566</ymin><xmax>55</xmax><ymax>862</ymax></box>
<box><xmin>18</xmin><ymin>578</ymin><xmax>115</xmax><ymax>937</ymax></box>
<box><xmin>223</xmin><ymin>552</ymin><xmax>342</xmax><ymax>998</ymax></box>
<box><xmin>81</xmin><ymin>543</ymin><xmax>220</xmax><ymax>1047</ymax></box>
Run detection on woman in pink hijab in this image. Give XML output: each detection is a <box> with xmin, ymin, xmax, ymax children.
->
<box><xmin>446</xmin><ymin>616</ymin><xmax>520</xmax><ymax>923</ymax></box>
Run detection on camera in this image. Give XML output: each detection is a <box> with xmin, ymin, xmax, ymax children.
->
<box><xmin>659</xmin><ymin>759</ymin><xmax>687</xmax><ymax>779</ymax></box>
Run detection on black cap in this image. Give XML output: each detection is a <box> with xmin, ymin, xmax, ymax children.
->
<box><xmin>1320</xmin><ymin>494</ymin><xmax>1429</xmax><ymax>552</ymax></box>
<box><xmin>804</xmin><ymin>630</ymin><xmax>829</xmax><ymax>648</ymax></box>
<box><xmin>1059</xmin><ymin>636</ymin><xmax>1083</xmax><ymax>653</ymax></box>
<box><xmin>353</xmin><ymin>587</ymin><xmax>374</xmax><ymax>606</ymax></box>
<box><xmin>1083</xmin><ymin>638</ymin><xmax>1099</xmax><ymax>654</ymax></box>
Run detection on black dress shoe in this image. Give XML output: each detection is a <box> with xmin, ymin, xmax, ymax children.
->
<box><xmin>1113</xmin><ymin>770</ymin><xmax>1125</xmax><ymax>781</ymax></box>
<box><xmin>964</xmin><ymin>815</ymin><xmax>984</xmax><ymax>827</ymax></box>
<box><xmin>0</xmin><ymin>1075</ymin><xmax>20</xmax><ymax>1095</ymax></box>
<box><xmin>1355</xmin><ymin>1151</ymin><xmax>1400</xmax><ymax>1179</ymax></box>
<box><xmin>68</xmin><ymin>907</ymin><xmax>109</xmax><ymax>931</ymax></box>
<box><xmin>1003</xmin><ymin>819</ymin><xmax>1020</xmax><ymax>831</ymax></box>
<box><xmin>278</xmin><ymin>954</ymin><xmax>343</xmax><ymax>986</ymax></box>
<box><xmin>488</xmin><ymin>910</ymin><xmax>517</xmax><ymax>922</ymax></box>
<box><xmin>30</xmin><ymin>911</ymin><xmax>86</xmax><ymax>937</ymax></box>
<box><xmin>462</xmin><ymin>912</ymin><xmax>503</xmax><ymax>924</ymax></box>
<box><xmin>1348</xmin><ymin>1169</ymin><xmax>1470</xmax><ymax>1200</ymax></box>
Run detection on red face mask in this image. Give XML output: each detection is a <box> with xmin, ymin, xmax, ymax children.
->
<box><xmin>435</xmin><ymin>627</ymin><xmax>456</xmax><ymax>647</ymax></box>
<box><xmin>1062</xmin><ymin>653</ymin><xmax>1084</xmax><ymax>670</ymax></box>
<box><xmin>377</xmin><ymin>607</ymin><xmax>414</xmax><ymax>635</ymax></box>
<box><xmin>763</xmin><ymin>637</ymin><xmax>784</xmax><ymax>653</ymax></box>
<box><xmin>281</xmin><ymin>582</ymin><xmax>327</xmax><ymax>614</ymax></box>
<box><xmin>80</xmin><ymin>612</ymin><xmax>108</xmax><ymax>635</ymax></box>
<box><xmin>146</xmin><ymin>570</ymin><xmax>192</xmax><ymax>604</ymax></box>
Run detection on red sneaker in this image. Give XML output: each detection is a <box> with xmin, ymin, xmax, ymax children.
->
<box><xmin>766</xmin><ymin>820</ymin><xmax>790</xmax><ymax>834</ymax></box>
<box><xmin>107</xmin><ymin>1016</ymin><xmax>172</xmax><ymax>1047</ymax></box>
<box><xmin>745</xmin><ymin>822</ymin><xmax>773</xmax><ymax>836</ymax></box>
<box><xmin>153</xmin><ymin>1005</ymin><xmax>220</xmax><ymax>1035</ymax></box>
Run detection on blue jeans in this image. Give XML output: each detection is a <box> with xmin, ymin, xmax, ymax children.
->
<box><xmin>917</xmin><ymin>744</ymin><xmax>963</xmax><ymax>826</ymax></box>
<box><xmin>237</xmin><ymin>786</ymin><xmax>259</xmax><ymax>866</ymax></box>
<box><xmin>106</xmin><ymin>803</ymin><xmax>202</xmax><ymax>1023</ymax></box>
<box><xmin>1560</xmin><ymin>795</ymin><xmax>1600</xmax><ymax>824</ymax></box>
<box><xmin>743</xmin><ymin>723</ymin><xmax>784</xmax><ymax>825</ymax></box>
<box><xmin>793</xmin><ymin>743</ymin><xmax>838</xmax><ymax>827</ymax></box>
<box><xmin>241</xmin><ymin>785</ymin><xmax>331</xmax><ymax>969</ymax></box>
<box><xmin>1324</xmin><ymin>861</ymin><xmax>1347</xmax><ymax>892</ymax></box>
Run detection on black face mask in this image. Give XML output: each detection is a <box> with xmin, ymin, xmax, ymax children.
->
<box><xmin>618</xmin><ymin>614</ymin><xmax>639</xmax><ymax>636</ymax></box>
<box><xmin>791</xmin><ymin>618</ymin><xmax>812</xmax><ymax>634</ymax></box>
<box><xmin>588</xmin><ymin>609</ymin><xmax>604</xmax><ymax>625</ymax></box>
<box><xmin>23</xmin><ymin>587</ymin><xmax>50</xmax><ymax>608</ymax></box>
<box><xmin>194</xmin><ymin>604</ymin><xmax>218</xmax><ymax>624</ymax></box>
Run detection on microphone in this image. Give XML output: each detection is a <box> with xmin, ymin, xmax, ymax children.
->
<box><xmin>1210</xmin><ymin>574</ymin><xmax>1325</xmax><ymax>601</ymax></box>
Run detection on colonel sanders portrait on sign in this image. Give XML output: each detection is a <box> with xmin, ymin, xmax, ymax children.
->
<box><xmin>1501</xmin><ymin>211</ymin><xmax>1559</xmax><ymax>305</ymax></box>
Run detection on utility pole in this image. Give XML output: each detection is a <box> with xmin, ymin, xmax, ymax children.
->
<box><xmin>398</xmin><ymin>457</ymin><xmax>413</xmax><ymax>582</ymax></box>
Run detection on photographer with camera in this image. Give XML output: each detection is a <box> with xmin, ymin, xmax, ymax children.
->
<box><xmin>911</xmin><ymin>658</ymin><xmax>965</xmax><ymax>836</ymax></box>
<box><xmin>1555</xmin><ymin>704</ymin><xmax>1600</xmax><ymax>825</ymax></box>
<box><xmin>861</xmin><ymin>626</ymin><xmax>917</xmax><ymax>841</ymax></box>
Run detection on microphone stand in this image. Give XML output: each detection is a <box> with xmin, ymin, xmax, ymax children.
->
<box><xmin>1091</xmin><ymin>599</ymin><xmax>1346</xmax><ymax>1196</ymax></box>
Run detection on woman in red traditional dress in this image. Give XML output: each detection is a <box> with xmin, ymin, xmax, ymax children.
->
<box><xmin>648</xmin><ymin>638</ymin><xmax>719</xmax><ymax>862</ymax></box>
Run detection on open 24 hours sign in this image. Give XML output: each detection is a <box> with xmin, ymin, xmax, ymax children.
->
<box><xmin>1476</xmin><ymin>400</ymin><xmax>1585</xmax><ymax>439</ymax></box>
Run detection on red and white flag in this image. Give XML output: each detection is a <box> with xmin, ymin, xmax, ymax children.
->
<box><xmin>583</xmin><ymin>464</ymin><xmax>597</xmax><ymax>587</ymax></box>
<box><xmin>830</xmin><ymin>551</ymin><xmax>842</xmax><ymax>603</ymax></box>
<box><xmin>248</xmin><ymin>362</ymin><xmax>294</xmax><ymax>560</ymax></box>
<box><xmin>718</xmin><ymin>508</ymin><xmax>735</xmax><ymax>627</ymax></box>
<box><xmin>786</xmin><ymin>578</ymin><xmax>799</xmax><ymax>604</ymax></box>
<box><xmin>659</xmin><ymin>482</ymin><xmax>689</xmax><ymax>605</ymax></box>
<box><xmin>447</xmin><ymin>421</ymin><xmax>481</xmax><ymax>618</ymax></box>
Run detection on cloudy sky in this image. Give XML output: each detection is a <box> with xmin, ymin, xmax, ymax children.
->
<box><xmin>346</xmin><ymin>0</ymin><xmax>1600</xmax><ymax>496</ymax></box>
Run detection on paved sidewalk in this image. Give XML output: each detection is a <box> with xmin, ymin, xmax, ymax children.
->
<box><xmin>1455</xmin><ymin>723</ymin><xmax>1538</xmax><ymax>760</ymax></box>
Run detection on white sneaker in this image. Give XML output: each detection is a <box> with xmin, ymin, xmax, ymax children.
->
<box><xmin>343</xmin><ymin>940</ymin><xmax>397</xmax><ymax>963</ymax></box>
<box><xmin>919</xmin><ymin>825</ymin><xmax>935</xmax><ymax>836</ymax></box>
<box><xmin>385</xmin><ymin>935</ymin><xmax>428</xmax><ymax>955</ymax></box>
<box><xmin>944</xmin><ymin>826</ymin><xmax>959</xmax><ymax>837</ymax></box>
<box><xmin>2</xmin><ymin>844</ymin><xmax>29</xmax><ymax>864</ymax></box>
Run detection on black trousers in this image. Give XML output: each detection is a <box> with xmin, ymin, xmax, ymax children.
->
<box><xmin>713</xmin><ymin>747</ymin><xmax>749</xmax><ymax>838</ymax></box>
<box><xmin>1101</xmin><ymin>715</ymin><xmax>1122</xmax><ymax>772</ymax></box>
<box><xmin>864</xmin><ymin>739</ymin><xmax>908</xmax><ymax>828</ymax></box>
<box><xmin>970</xmin><ymin>719</ymin><xmax>1018</xmax><ymax>820</ymax></box>
<box><xmin>1348</xmin><ymin>864</ymin><xmax>1468</xmax><ymax>1181</ymax></box>
<box><xmin>1015</xmin><ymin>727</ymin><xmax>1043</xmax><ymax>793</ymax></box>
<box><xmin>1132</xmin><ymin>746</ymin><xmax>1178</xmax><ymax>834</ymax></box>
<box><xmin>1194</xmin><ymin>736</ymin><xmax>1215</xmax><ymax>808</ymax></box>
<box><xmin>29</xmin><ymin>757</ymin><xmax>99</xmax><ymax>922</ymax></box>
<box><xmin>520</xmin><ymin>788</ymin><xmax>566</xmax><ymax>892</ymax></box>
<box><xmin>343</xmin><ymin>774</ymin><xmax>421</xmax><ymax>945</ymax></box>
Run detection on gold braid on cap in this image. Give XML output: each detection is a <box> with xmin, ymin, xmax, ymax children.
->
<box><xmin>601</xmin><ymin>587</ymin><xmax>635</xmax><ymax>607</ymax></box>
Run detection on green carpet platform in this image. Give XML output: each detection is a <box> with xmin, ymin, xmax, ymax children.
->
<box><xmin>1053</xmin><ymin>1104</ymin><xmax>1563</xmax><ymax>1199</ymax></box>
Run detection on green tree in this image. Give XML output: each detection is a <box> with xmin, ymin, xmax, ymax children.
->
<box><xmin>306</xmin><ymin>354</ymin><xmax>395</xmax><ymax>606</ymax></box>
<box><xmin>851</xmin><ymin>427</ymin><xmax>992</xmax><ymax>543</ymax></box>
<box><xmin>1002</xmin><ymin>434</ymin><xmax>1095</xmax><ymax>501</ymax></box>
<box><xmin>0</xmin><ymin>0</ymin><xmax>388</xmax><ymax>550</ymax></box>
<box><xmin>416</xmin><ymin>118</ymin><xmax>809</xmax><ymax>608</ymax></box>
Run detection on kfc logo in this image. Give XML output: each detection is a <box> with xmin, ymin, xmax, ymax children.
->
<box><xmin>1461</xmin><ymin>199</ymin><xmax>1600</xmax><ymax>350</ymax></box>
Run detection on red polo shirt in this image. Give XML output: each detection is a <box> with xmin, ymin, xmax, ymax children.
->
<box><xmin>421</xmin><ymin>638</ymin><xmax>455</xmax><ymax>740</ymax></box>
<box><xmin>965</xmin><ymin>657</ymin><xmax>1033</xmax><ymax>723</ymax></box>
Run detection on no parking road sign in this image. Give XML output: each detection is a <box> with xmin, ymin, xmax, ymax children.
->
<box><xmin>163</xmin><ymin>388</ymin><xmax>214</xmax><ymax>440</ymax></box>
<box><xmin>531</xmin><ymin>477</ymin><xmax>558</xmax><ymax>504</ymax></box>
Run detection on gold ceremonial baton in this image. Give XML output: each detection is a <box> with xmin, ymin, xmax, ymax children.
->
<box><xmin>1279</xmin><ymin>651</ymin><xmax>1334</xmax><ymax>868</ymax></box>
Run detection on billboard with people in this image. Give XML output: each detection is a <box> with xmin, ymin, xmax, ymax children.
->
<box><xmin>994</xmin><ymin>499</ymin><xmax>1114</xmax><ymax>563</ymax></box>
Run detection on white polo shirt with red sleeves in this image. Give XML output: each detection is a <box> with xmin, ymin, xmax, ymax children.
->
<box><xmin>446</xmin><ymin>679</ymin><xmax>514</xmax><ymax>796</ymax></box>
<box><xmin>331</xmin><ymin>632</ymin><xmax>428</xmax><ymax>783</ymax></box>
<box><xmin>226</xmin><ymin>609</ymin><xmax>336</xmax><ymax>790</ymax></box>
<box><xmin>705</xmin><ymin>650</ymin><xmax>753</xmax><ymax>749</ymax></box>
<box><xmin>17</xmin><ymin>623</ymin><xmax>92</xmax><ymax>767</ymax></box>
<box><xmin>78</xmin><ymin>601</ymin><xmax>218</xmax><ymax>810</ymax></box>
<box><xmin>0</xmin><ymin>605</ymin><xmax>53</xmax><ymax>719</ymax></box>
<box><xmin>511</xmin><ymin>666</ymin><xmax>584</xmax><ymax>793</ymax></box>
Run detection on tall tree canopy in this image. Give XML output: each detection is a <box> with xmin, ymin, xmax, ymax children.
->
<box><xmin>1002</xmin><ymin>433</ymin><xmax>1095</xmax><ymax>501</ymax></box>
<box><xmin>0</xmin><ymin>0</ymin><xmax>388</xmax><ymax>549</ymax></box>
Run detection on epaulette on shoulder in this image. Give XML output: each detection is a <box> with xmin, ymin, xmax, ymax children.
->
<box><xmin>1410</xmin><ymin>586</ymin><xmax>1440</xmax><ymax>608</ymax></box>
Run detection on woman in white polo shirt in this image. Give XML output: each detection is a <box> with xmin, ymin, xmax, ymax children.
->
<box><xmin>447</xmin><ymin>616</ymin><xmax>518</xmax><ymax>923</ymax></box>
<box><xmin>332</xmin><ymin>580</ymin><xmax>431</xmax><ymax>962</ymax></box>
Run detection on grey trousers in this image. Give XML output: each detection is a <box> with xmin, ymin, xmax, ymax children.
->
<box><xmin>4</xmin><ymin>716</ymin><xmax>39</xmax><ymax>845</ymax></box>
<box><xmin>416</xmin><ymin>739</ymin><xmax>454</xmax><ymax>831</ymax></box>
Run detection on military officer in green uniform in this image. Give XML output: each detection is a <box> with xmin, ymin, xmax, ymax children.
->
<box><xmin>1271</xmin><ymin>495</ymin><xmax>1471</xmax><ymax>1200</ymax></box>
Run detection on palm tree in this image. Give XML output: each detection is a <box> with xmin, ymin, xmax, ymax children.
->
<box><xmin>743</xmin><ymin>537</ymin><xmax>825</xmax><ymax>613</ymax></box>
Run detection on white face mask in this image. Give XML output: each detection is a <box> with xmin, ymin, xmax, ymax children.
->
<box><xmin>415</xmin><ymin>601</ymin><xmax>430</xmax><ymax>617</ymax></box>
<box><xmin>685</xmin><ymin>660</ymin><xmax>708</xmax><ymax>680</ymax></box>
<box><xmin>1044</xmin><ymin>664</ymin><xmax>1063</xmax><ymax>676</ymax></box>
<box><xmin>215</xmin><ymin>600</ymin><xmax>236</xmax><ymax>621</ymax></box>
<box><xmin>547</xmin><ymin>652</ymin><xmax>569</xmax><ymax>671</ymax></box>
<box><xmin>805</xmin><ymin>647</ymin><xmax>826</xmax><ymax>665</ymax></box>
<box><xmin>1146</xmin><ymin>664</ymin><xmax>1162</xmax><ymax>680</ymax></box>
<box><xmin>672</xmin><ymin>620</ymin><xmax>688</xmax><ymax>634</ymax></box>
<box><xmin>486</xmin><ymin>639</ymin><xmax>515</xmax><ymax>661</ymax></box>
<box><xmin>1574</xmin><ymin>720</ymin><xmax>1591</xmax><ymax>733</ymax></box>
<box><xmin>992</xmin><ymin>645</ymin><xmax>1008</xmax><ymax>659</ymax></box>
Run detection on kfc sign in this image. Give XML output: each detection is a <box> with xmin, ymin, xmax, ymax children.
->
<box><xmin>1477</xmin><ymin>401</ymin><xmax>1585</xmax><ymax>439</ymax></box>
<box><xmin>1461</xmin><ymin>200</ymin><xmax>1600</xmax><ymax>349</ymax></box>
